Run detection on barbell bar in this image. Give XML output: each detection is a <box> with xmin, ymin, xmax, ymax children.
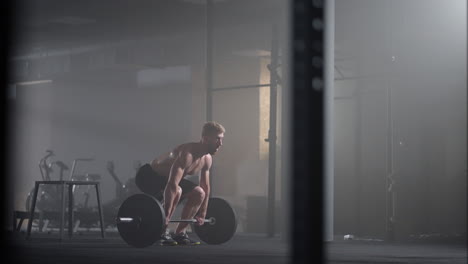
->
<box><xmin>116</xmin><ymin>217</ymin><xmax>216</xmax><ymax>225</ymax></box>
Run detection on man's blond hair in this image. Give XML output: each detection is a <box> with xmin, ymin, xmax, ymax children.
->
<box><xmin>202</xmin><ymin>121</ymin><xmax>226</xmax><ymax>137</ymax></box>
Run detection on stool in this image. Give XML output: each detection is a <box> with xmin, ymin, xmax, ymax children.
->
<box><xmin>26</xmin><ymin>180</ymin><xmax>105</xmax><ymax>240</ymax></box>
<box><xmin>66</xmin><ymin>181</ymin><xmax>105</xmax><ymax>238</ymax></box>
<box><xmin>13</xmin><ymin>210</ymin><xmax>41</xmax><ymax>232</ymax></box>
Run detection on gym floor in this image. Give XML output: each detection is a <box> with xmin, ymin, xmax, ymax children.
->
<box><xmin>5</xmin><ymin>230</ymin><xmax>467</xmax><ymax>264</ymax></box>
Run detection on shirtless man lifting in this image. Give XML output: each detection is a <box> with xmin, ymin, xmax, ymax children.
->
<box><xmin>135</xmin><ymin>121</ymin><xmax>225</xmax><ymax>245</ymax></box>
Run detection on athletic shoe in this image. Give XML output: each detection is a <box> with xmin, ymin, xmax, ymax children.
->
<box><xmin>159</xmin><ymin>229</ymin><xmax>178</xmax><ymax>246</ymax></box>
<box><xmin>172</xmin><ymin>232</ymin><xmax>201</xmax><ymax>246</ymax></box>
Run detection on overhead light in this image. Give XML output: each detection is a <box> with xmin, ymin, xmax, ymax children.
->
<box><xmin>232</xmin><ymin>49</ymin><xmax>272</xmax><ymax>58</ymax></box>
<box><xmin>8</xmin><ymin>80</ymin><xmax>52</xmax><ymax>99</ymax></box>
<box><xmin>14</xmin><ymin>80</ymin><xmax>53</xmax><ymax>86</ymax></box>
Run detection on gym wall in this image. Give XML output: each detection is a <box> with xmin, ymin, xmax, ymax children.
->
<box><xmin>333</xmin><ymin>0</ymin><xmax>466</xmax><ymax>240</ymax></box>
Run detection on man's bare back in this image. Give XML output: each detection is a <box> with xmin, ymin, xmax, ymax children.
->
<box><xmin>150</xmin><ymin>143</ymin><xmax>211</xmax><ymax>179</ymax></box>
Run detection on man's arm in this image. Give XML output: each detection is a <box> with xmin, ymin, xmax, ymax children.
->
<box><xmin>196</xmin><ymin>155</ymin><xmax>212</xmax><ymax>220</ymax></box>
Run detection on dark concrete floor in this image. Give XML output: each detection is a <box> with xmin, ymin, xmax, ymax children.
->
<box><xmin>6</xmin><ymin>230</ymin><xmax>290</xmax><ymax>264</ymax></box>
<box><xmin>326</xmin><ymin>239</ymin><xmax>467</xmax><ymax>264</ymax></box>
<box><xmin>4</xmin><ymin>230</ymin><xmax>467</xmax><ymax>264</ymax></box>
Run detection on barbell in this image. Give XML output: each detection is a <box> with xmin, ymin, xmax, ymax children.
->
<box><xmin>117</xmin><ymin>217</ymin><xmax>216</xmax><ymax>225</ymax></box>
<box><xmin>116</xmin><ymin>193</ymin><xmax>237</xmax><ymax>248</ymax></box>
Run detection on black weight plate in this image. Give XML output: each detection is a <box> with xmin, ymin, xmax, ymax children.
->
<box><xmin>116</xmin><ymin>193</ymin><xmax>165</xmax><ymax>248</ymax></box>
<box><xmin>194</xmin><ymin>197</ymin><xmax>237</xmax><ymax>244</ymax></box>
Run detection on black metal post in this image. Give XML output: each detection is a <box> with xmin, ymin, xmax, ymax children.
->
<box><xmin>68</xmin><ymin>184</ymin><xmax>73</xmax><ymax>238</ymax></box>
<box><xmin>292</xmin><ymin>0</ymin><xmax>325</xmax><ymax>263</ymax></box>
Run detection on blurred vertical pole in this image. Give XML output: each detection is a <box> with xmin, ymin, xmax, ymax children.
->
<box><xmin>324</xmin><ymin>0</ymin><xmax>335</xmax><ymax>243</ymax></box>
<box><xmin>205</xmin><ymin>0</ymin><xmax>213</xmax><ymax>122</ymax></box>
<box><xmin>385</xmin><ymin>59</ymin><xmax>395</xmax><ymax>242</ymax></box>
<box><xmin>355</xmin><ymin>80</ymin><xmax>362</xmax><ymax>237</ymax></box>
<box><xmin>267</xmin><ymin>24</ymin><xmax>279</xmax><ymax>238</ymax></box>
<box><xmin>292</xmin><ymin>0</ymin><xmax>324</xmax><ymax>263</ymax></box>
<box><xmin>205</xmin><ymin>0</ymin><xmax>214</xmax><ymax>195</ymax></box>
<box><xmin>4</xmin><ymin>0</ymin><xmax>14</xmax><ymax>238</ymax></box>
<box><xmin>280</xmin><ymin>0</ymin><xmax>291</xmax><ymax>244</ymax></box>
<box><xmin>385</xmin><ymin>1</ymin><xmax>398</xmax><ymax>242</ymax></box>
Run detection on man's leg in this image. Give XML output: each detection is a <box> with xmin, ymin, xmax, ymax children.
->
<box><xmin>175</xmin><ymin>186</ymin><xmax>205</xmax><ymax>235</ymax></box>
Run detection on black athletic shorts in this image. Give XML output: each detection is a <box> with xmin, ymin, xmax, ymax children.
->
<box><xmin>135</xmin><ymin>163</ymin><xmax>197</xmax><ymax>199</ymax></box>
